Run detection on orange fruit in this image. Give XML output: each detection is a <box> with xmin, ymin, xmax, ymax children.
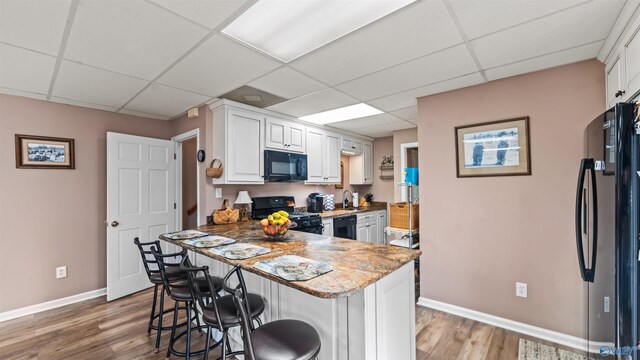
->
<box><xmin>259</xmin><ymin>219</ymin><xmax>269</xmax><ymax>227</ymax></box>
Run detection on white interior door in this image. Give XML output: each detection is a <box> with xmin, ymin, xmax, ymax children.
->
<box><xmin>106</xmin><ymin>132</ymin><xmax>176</xmax><ymax>301</ymax></box>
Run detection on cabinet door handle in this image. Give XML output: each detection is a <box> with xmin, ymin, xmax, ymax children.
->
<box><xmin>615</xmin><ymin>90</ymin><xmax>626</xmax><ymax>98</ymax></box>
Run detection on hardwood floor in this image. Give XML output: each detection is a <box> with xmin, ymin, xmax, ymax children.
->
<box><xmin>0</xmin><ymin>289</ymin><xmax>583</xmax><ymax>359</ymax></box>
<box><xmin>415</xmin><ymin>306</ymin><xmax>586</xmax><ymax>360</ymax></box>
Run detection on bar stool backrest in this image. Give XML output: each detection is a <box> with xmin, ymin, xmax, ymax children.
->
<box><xmin>150</xmin><ymin>246</ymin><xmax>187</xmax><ymax>297</ymax></box>
<box><xmin>223</xmin><ymin>265</ymin><xmax>257</xmax><ymax>360</ymax></box>
<box><xmin>179</xmin><ymin>257</ymin><xmax>224</xmax><ymax>330</ymax></box>
<box><xmin>133</xmin><ymin>237</ymin><xmax>161</xmax><ymax>279</ymax></box>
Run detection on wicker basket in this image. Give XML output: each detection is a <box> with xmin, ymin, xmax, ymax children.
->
<box><xmin>389</xmin><ymin>202</ymin><xmax>419</xmax><ymax>230</ymax></box>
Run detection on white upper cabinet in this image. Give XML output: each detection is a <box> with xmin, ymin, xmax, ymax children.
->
<box><xmin>305</xmin><ymin>128</ymin><xmax>341</xmax><ymax>184</ymax></box>
<box><xmin>623</xmin><ymin>15</ymin><xmax>640</xmax><ymax>98</ymax></box>
<box><xmin>265</xmin><ymin>116</ymin><xmax>306</xmax><ymax>153</ymax></box>
<box><xmin>606</xmin><ymin>57</ymin><xmax>623</xmax><ymax>108</ymax></box>
<box><xmin>350</xmin><ymin>141</ymin><xmax>374</xmax><ymax>185</ymax></box>
<box><xmin>210</xmin><ymin>104</ymin><xmax>264</xmax><ymax>184</ymax></box>
<box><xmin>325</xmin><ymin>132</ymin><xmax>341</xmax><ymax>183</ymax></box>
<box><xmin>341</xmin><ymin>136</ymin><xmax>363</xmax><ymax>154</ymax></box>
<box><xmin>306</xmin><ymin>128</ymin><xmax>325</xmax><ymax>183</ymax></box>
<box><xmin>603</xmin><ymin>8</ymin><xmax>640</xmax><ymax>106</ymax></box>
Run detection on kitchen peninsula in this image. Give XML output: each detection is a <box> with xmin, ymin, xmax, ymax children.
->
<box><xmin>160</xmin><ymin>222</ymin><xmax>421</xmax><ymax>360</ymax></box>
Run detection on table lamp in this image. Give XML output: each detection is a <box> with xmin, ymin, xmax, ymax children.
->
<box><xmin>235</xmin><ymin>191</ymin><xmax>252</xmax><ymax>222</ymax></box>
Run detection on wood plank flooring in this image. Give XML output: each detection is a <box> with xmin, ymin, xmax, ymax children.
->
<box><xmin>415</xmin><ymin>306</ymin><xmax>587</xmax><ymax>360</ymax></box>
<box><xmin>0</xmin><ymin>288</ymin><xmax>583</xmax><ymax>359</ymax></box>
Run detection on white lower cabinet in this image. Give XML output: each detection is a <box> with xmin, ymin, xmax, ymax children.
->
<box><xmin>322</xmin><ymin>219</ymin><xmax>333</xmax><ymax>237</ymax></box>
<box><xmin>356</xmin><ymin>213</ymin><xmax>377</xmax><ymax>243</ymax></box>
<box><xmin>356</xmin><ymin>211</ymin><xmax>387</xmax><ymax>243</ymax></box>
<box><xmin>377</xmin><ymin>210</ymin><xmax>387</xmax><ymax>245</ymax></box>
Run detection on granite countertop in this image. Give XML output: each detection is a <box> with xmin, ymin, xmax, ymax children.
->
<box><xmin>160</xmin><ymin>221</ymin><xmax>420</xmax><ymax>299</ymax></box>
<box><xmin>317</xmin><ymin>202</ymin><xmax>387</xmax><ymax>219</ymax></box>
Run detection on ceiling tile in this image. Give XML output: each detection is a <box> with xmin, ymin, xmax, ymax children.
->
<box><xmin>118</xmin><ymin>108</ymin><xmax>171</xmax><ymax>121</ymax></box>
<box><xmin>367</xmin><ymin>72</ymin><xmax>485</xmax><ymax>111</ymax></box>
<box><xmin>471</xmin><ymin>0</ymin><xmax>624</xmax><ymax>69</ymax></box>
<box><xmin>125</xmin><ymin>83</ymin><xmax>210</xmax><ymax>117</ymax></box>
<box><xmin>354</xmin><ymin>120</ymin><xmax>415</xmax><ymax>138</ymax></box>
<box><xmin>53</xmin><ymin>60</ymin><xmax>148</xmax><ymax>108</ymax></box>
<box><xmin>50</xmin><ymin>96</ymin><xmax>119</xmax><ymax>112</ymax></box>
<box><xmin>485</xmin><ymin>41</ymin><xmax>604</xmax><ymax>81</ymax></box>
<box><xmin>290</xmin><ymin>1</ymin><xmax>462</xmax><ymax>86</ymax></box>
<box><xmin>149</xmin><ymin>0</ymin><xmax>249</xmax><ymax>30</ymax></box>
<box><xmin>336</xmin><ymin>45</ymin><xmax>478</xmax><ymax>101</ymax></box>
<box><xmin>158</xmin><ymin>34</ymin><xmax>281</xmax><ymax>97</ymax></box>
<box><xmin>64</xmin><ymin>0</ymin><xmax>208</xmax><ymax>80</ymax></box>
<box><xmin>0</xmin><ymin>0</ymin><xmax>71</xmax><ymax>55</ymax></box>
<box><xmin>327</xmin><ymin>113</ymin><xmax>402</xmax><ymax>131</ymax></box>
<box><xmin>266</xmin><ymin>88</ymin><xmax>359</xmax><ymax>118</ymax></box>
<box><xmin>450</xmin><ymin>0</ymin><xmax>589</xmax><ymax>39</ymax></box>
<box><xmin>0</xmin><ymin>87</ymin><xmax>47</xmax><ymax>100</ymax></box>
<box><xmin>248</xmin><ymin>67</ymin><xmax>327</xmax><ymax>99</ymax></box>
<box><xmin>0</xmin><ymin>44</ymin><xmax>56</xmax><ymax>95</ymax></box>
<box><xmin>390</xmin><ymin>106</ymin><xmax>417</xmax><ymax>121</ymax></box>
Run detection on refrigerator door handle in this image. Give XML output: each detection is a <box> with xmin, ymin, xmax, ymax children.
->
<box><xmin>575</xmin><ymin>158</ymin><xmax>596</xmax><ymax>282</ymax></box>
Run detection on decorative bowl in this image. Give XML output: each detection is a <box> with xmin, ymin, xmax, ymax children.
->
<box><xmin>260</xmin><ymin>221</ymin><xmax>295</xmax><ymax>241</ymax></box>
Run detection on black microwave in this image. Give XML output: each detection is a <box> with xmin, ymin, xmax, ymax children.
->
<box><xmin>264</xmin><ymin>150</ymin><xmax>308</xmax><ymax>182</ymax></box>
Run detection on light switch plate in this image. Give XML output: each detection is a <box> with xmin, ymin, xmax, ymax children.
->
<box><xmin>215</xmin><ymin>188</ymin><xmax>222</xmax><ymax>198</ymax></box>
<box><xmin>516</xmin><ymin>282</ymin><xmax>528</xmax><ymax>298</ymax></box>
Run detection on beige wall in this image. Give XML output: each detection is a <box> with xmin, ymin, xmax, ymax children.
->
<box><xmin>417</xmin><ymin>60</ymin><xmax>604</xmax><ymax>337</ymax></box>
<box><xmin>0</xmin><ymin>94</ymin><xmax>173</xmax><ymax>312</ymax></box>
<box><xmin>369</xmin><ymin>136</ymin><xmax>394</xmax><ymax>204</ymax></box>
<box><xmin>393</xmin><ymin>128</ymin><xmax>418</xmax><ymax>202</ymax></box>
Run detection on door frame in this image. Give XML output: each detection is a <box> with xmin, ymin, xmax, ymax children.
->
<box><xmin>172</xmin><ymin>129</ymin><xmax>201</xmax><ymax>230</ymax></box>
<box><xmin>400</xmin><ymin>142</ymin><xmax>418</xmax><ymax>202</ymax></box>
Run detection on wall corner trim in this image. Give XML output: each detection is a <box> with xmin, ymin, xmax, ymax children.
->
<box><xmin>417</xmin><ymin>297</ymin><xmax>603</xmax><ymax>354</ymax></box>
<box><xmin>0</xmin><ymin>288</ymin><xmax>107</xmax><ymax>323</ymax></box>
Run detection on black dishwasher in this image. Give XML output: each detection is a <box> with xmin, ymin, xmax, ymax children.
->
<box><xmin>333</xmin><ymin>215</ymin><xmax>357</xmax><ymax>240</ymax></box>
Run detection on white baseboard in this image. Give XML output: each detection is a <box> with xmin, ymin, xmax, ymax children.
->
<box><xmin>417</xmin><ymin>297</ymin><xmax>606</xmax><ymax>354</ymax></box>
<box><xmin>0</xmin><ymin>288</ymin><xmax>106</xmax><ymax>323</ymax></box>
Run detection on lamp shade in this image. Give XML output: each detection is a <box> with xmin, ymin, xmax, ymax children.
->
<box><xmin>235</xmin><ymin>191</ymin><xmax>252</xmax><ymax>205</ymax></box>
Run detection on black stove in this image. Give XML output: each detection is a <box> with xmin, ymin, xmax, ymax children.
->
<box><xmin>251</xmin><ymin>196</ymin><xmax>323</xmax><ymax>235</ymax></box>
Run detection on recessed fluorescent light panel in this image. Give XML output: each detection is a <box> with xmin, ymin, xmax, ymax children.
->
<box><xmin>300</xmin><ymin>103</ymin><xmax>382</xmax><ymax>125</ymax></box>
<box><xmin>222</xmin><ymin>0</ymin><xmax>416</xmax><ymax>63</ymax></box>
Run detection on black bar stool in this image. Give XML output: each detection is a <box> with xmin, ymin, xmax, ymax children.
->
<box><xmin>180</xmin><ymin>257</ymin><xmax>266</xmax><ymax>360</ymax></box>
<box><xmin>134</xmin><ymin>238</ymin><xmax>189</xmax><ymax>352</ymax></box>
<box><xmin>223</xmin><ymin>265</ymin><xmax>321</xmax><ymax>360</ymax></box>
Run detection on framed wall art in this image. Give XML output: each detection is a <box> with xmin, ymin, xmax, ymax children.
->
<box><xmin>454</xmin><ymin>117</ymin><xmax>531</xmax><ymax>178</ymax></box>
<box><xmin>15</xmin><ymin>134</ymin><xmax>75</xmax><ymax>169</ymax></box>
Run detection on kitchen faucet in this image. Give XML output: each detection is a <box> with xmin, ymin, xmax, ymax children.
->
<box><xmin>342</xmin><ymin>190</ymin><xmax>353</xmax><ymax>209</ymax></box>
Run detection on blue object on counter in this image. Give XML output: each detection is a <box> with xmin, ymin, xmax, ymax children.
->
<box><xmin>404</xmin><ymin>167</ymin><xmax>419</xmax><ymax>185</ymax></box>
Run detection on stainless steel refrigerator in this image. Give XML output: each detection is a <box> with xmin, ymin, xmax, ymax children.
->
<box><xmin>576</xmin><ymin>102</ymin><xmax>639</xmax><ymax>359</ymax></box>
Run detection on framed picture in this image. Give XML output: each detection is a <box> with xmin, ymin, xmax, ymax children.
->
<box><xmin>15</xmin><ymin>134</ymin><xmax>75</xmax><ymax>169</ymax></box>
<box><xmin>454</xmin><ymin>117</ymin><xmax>531</xmax><ymax>178</ymax></box>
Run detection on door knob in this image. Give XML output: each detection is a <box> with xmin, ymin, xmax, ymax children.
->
<box><xmin>111</xmin><ymin>221</ymin><xmax>120</xmax><ymax>227</ymax></box>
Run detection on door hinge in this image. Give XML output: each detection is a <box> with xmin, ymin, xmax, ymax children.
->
<box><xmin>174</xmin><ymin>153</ymin><xmax>176</xmax><ymax>160</ymax></box>
<box><xmin>174</xmin><ymin>203</ymin><xmax>176</xmax><ymax>210</ymax></box>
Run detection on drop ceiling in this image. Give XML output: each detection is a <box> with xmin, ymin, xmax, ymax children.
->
<box><xmin>0</xmin><ymin>0</ymin><xmax>628</xmax><ymax>138</ymax></box>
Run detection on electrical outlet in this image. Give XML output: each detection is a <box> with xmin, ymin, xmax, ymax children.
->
<box><xmin>56</xmin><ymin>266</ymin><xmax>67</xmax><ymax>279</ymax></box>
<box><xmin>215</xmin><ymin>188</ymin><xmax>222</xmax><ymax>199</ymax></box>
<box><xmin>516</xmin><ymin>282</ymin><xmax>528</xmax><ymax>298</ymax></box>
<box><xmin>604</xmin><ymin>296</ymin><xmax>610</xmax><ymax>313</ymax></box>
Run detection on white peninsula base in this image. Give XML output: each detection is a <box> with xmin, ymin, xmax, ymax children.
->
<box><xmin>194</xmin><ymin>254</ymin><xmax>416</xmax><ymax>360</ymax></box>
